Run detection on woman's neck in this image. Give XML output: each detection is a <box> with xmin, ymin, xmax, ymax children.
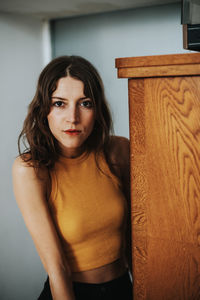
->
<box><xmin>60</xmin><ymin>145</ymin><xmax>86</xmax><ymax>159</ymax></box>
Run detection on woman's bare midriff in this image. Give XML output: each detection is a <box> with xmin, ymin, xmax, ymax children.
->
<box><xmin>71</xmin><ymin>258</ymin><xmax>127</xmax><ymax>283</ymax></box>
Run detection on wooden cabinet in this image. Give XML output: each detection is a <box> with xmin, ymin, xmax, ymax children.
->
<box><xmin>116</xmin><ymin>53</ymin><xmax>200</xmax><ymax>300</ymax></box>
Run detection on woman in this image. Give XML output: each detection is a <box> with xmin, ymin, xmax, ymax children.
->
<box><xmin>12</xmin><ymin>56</ymin><xmax>132</xmax><ymax>300</ymax></box>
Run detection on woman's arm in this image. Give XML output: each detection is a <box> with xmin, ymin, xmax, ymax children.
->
<box><xmin>119</xmin><ymin>138</ymin><xmax>132</xmax><ymax>275</ymax></box>
<box><xmin>110</xmin><ymin>136</ymin><xmax>132</xmax><ymax>273</ymax></box>
<box><xmin>12</xmin><ymin>157</ymin><xmax>75</xmax><ymax>300</ymax></box>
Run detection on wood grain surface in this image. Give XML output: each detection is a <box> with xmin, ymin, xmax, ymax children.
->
<box><xmin>129</xmin><ymin>79</ymin><xmax>148</xmax><ymax>299</ymax></box>
<box><xmin>129</xmin><ymin>76</ymin><xmax>200</xmax><ymax>300</ymax></box>
<box><xmin>116</xmin><ymin>53</ymin><xmax>200</xmax><ymax>79</ymax></box>
<box><xmin>118</xmin><ymin>64</ymin><xmax>200</xmax><ymax>79</ymax></box>
<box><xmin>116</xmin><ymin>53</ymin><xmax>200</xmax><ymax>68</ymax></box>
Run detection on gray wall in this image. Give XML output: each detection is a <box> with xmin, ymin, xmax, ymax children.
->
<box><xmin>51</xmin><ymin>2</ymin><xmax>189</xmax><ymax>139</ymax></box>
<box><xmin>0</xmin><ymin>13</ymin><xmax>46</xmax><ymax>300</ymax></box>
<box><xmin>1</xmin><ymin>2</ymin><xmax>192</xmax><ymax>300</ymax></box>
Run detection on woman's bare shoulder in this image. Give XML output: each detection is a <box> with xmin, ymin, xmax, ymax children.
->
<box><xmin>13</xmin><ymin>155</ymin><xmax>33</xmax><ymax>174</ymax></box>
<box><xmin>110</xmin><ymin>135</ymin><xmax>129</xmax><ymax>146</ymax></box>
<box><xmin>12</xmin><ymin>155</ymin><xmax>52</xmax><ymax>216</ymax></box>
<box><xmin>109</xmin><ymin>135</ymin><xmax>130</xmax><ymax>161</ymax></box>
<box><xmin>12</xmin><ymin>159</ymin><xmax>37</xmax><ymax>193</ymax></box>
<box><xmin>13</xmin><ymin>156</ymin><xmax>48</xmax><ymax>179</ymax></box>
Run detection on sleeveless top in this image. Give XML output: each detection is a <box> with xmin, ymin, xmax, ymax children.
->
<box><xmin>48</xmin><ymin>151</ymin><xmax>127</xmax><ymax>272</ymax></box>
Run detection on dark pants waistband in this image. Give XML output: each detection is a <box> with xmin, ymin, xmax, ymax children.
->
<box><xmin>73</xmin><ymin>270</ymin><xmax>131</xmax><ymax>287</ymax></box>
<box><xmin>38</xmin><ymin>270</ymin><xmax>133</xmax><ymax>300</ymax></box>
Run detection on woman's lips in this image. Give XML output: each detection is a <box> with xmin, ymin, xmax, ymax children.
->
<box><xmin>64</xmin><ymin>129</ymin><xmax>81</xmax><ymax>136</ymax></box>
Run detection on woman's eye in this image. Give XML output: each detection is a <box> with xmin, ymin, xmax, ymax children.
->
<box><xmin>80</xmin><ymin>100</ymin><xmax>93</xmax><ymax>108</ymax></box>
<box><xmin>53</xmin><ymin>101</ymin><xmax>64</xmax><ymax>107</ymax></box>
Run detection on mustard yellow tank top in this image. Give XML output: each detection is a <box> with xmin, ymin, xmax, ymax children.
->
<box><xmin>49</xmin><ymin>151</ymin><xmax>127</xmax><ymax>272</ymax></box>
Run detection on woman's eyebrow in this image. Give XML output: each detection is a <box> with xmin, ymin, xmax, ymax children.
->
<box><xmin>51</xmin><ymin>96</ymin><xmax>89</xmax><ymax>100</ymax></box>
<box><xmin>79</xmin><ymin>96</ymin><xmax>90</xmax><ymax>100</ymax></box>
<box><xmin>51</xmin><ymin>96</ymin><xmax>67</xmax><ymax>100</ymax></box>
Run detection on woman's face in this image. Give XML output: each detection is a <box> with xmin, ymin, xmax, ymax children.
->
<box><xmin>47</xmin><ymin>76</ymin><xmax>95</xmax><ymax>157</ymax></box>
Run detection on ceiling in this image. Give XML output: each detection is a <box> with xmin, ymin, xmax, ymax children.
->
<box><xmin>0</xmin><ymin>0</ymin><xmax>180</xmax><ymax>20</ymax></box>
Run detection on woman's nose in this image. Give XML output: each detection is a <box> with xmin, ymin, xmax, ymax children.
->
<box><xmin>66</xmin><ymin>105</ymin><xmax>79</xmax><ymax>123</ymax></box>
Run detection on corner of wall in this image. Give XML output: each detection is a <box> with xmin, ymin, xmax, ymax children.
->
<box><xmin>42</xmin><ymin>19</ymin><xmax>52</xmax><ymax>66</ymax></box>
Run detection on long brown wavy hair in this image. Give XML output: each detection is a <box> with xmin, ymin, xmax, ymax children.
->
<box><xmin>18</xmin><ymin>55</ymin><xmax>116</xmax><ymax>174</ymax></box>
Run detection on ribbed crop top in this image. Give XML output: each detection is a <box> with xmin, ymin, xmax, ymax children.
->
<box><xmin>48</xmin><ymin>151</ymin><xmax>127</xmax><ymax>272</ymax></box>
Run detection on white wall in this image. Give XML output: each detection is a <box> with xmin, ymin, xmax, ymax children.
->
<box><xmin>51</xmin><ymin>2</ymin><xmax>191</xmax><ymax>138</ymax></box>
<box><xmin>0</xmin><ymin>13</ymin><xmax>47</xmax><ymax>300</ymax></box>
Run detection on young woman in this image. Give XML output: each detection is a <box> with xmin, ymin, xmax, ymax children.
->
<box><xmin>12</xmin><ymin>56</ymin><xmax>132</xmax><ymax>300</ymax></box>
